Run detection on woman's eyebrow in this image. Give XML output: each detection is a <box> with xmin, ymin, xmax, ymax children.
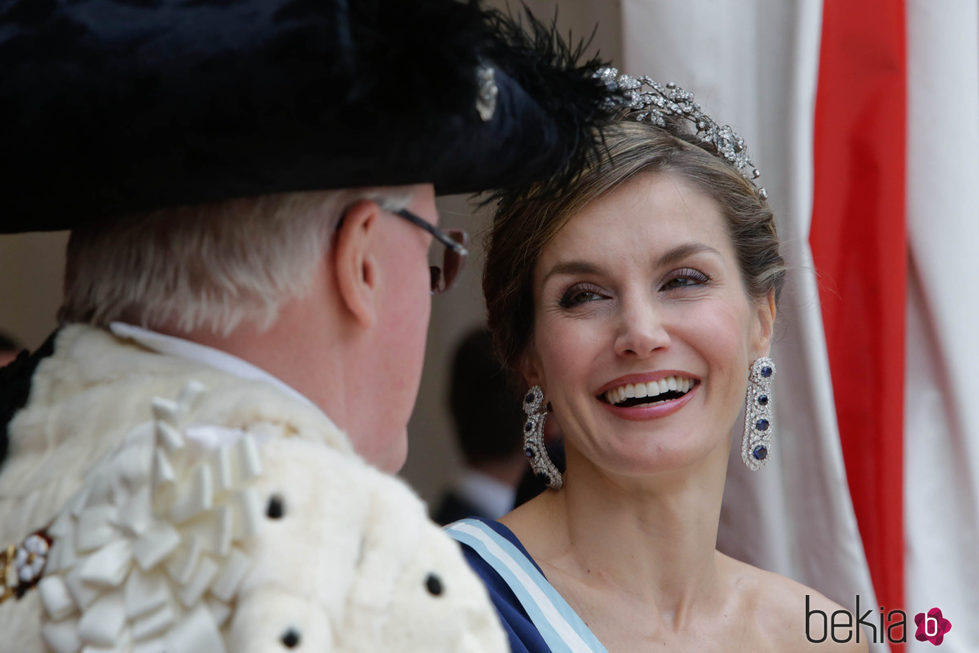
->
<box><xmin>542</xmin><ymin>243</ymin><xmax>721</xmax><ymax>285</ymax></box>
<box><xmin>541</xmin><ymin>260</ymin><xmax>604</xmax><ymax>285</ymax></box>
<box><xmin>655</xmin><ymin>242</ymin><xmax>721</xmax><ymax>267</ymax></box>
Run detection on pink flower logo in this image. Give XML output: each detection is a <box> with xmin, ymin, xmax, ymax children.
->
<box><xmin>914</xmin><ymin>607</ymin><xmax>952</xmax><ymax>646</ymax></box>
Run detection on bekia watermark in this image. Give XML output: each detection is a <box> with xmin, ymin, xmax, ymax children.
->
<box><xmin>914</xmin><ymin>607</ymin><xmax>952</xmax><ymax>646</ymax></box>
<box><xmin>806</xmin><ymin>595</ymin><xmax>952</xmax><ymax>646</ymax></box>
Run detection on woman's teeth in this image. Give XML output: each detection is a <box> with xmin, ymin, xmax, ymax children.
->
<box><xmin>603</xmin><ymin>376</ymin><xmax>695</xmax><ymax>406</ymax></box>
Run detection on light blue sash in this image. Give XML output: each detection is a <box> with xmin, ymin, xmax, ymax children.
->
<box><xmin>446</xmin><ymin>518</ymin><xmax>607</xmax><ymax>653</ymax></box>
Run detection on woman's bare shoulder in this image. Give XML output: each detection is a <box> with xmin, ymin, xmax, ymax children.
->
<box><xmin>720</xmin><ymin>554</ymin><xmax>869</xmax><ymax>652</ymax></box>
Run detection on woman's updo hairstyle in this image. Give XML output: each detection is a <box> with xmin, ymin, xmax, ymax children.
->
<box><xmin>483</xmin><ymin>119</ymin><xmax>785</xmax><ymax>376</ymax></box>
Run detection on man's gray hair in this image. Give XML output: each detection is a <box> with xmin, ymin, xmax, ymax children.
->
<box><xmin>59</xmin><ymin>187</ymin><xmax>413</xmax><ymax>335</ymax></box>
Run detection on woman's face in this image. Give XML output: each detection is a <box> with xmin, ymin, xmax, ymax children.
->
<box><xmin>525</xmin><ymin>171</ymin><xmax>774</xmax><ymax>479</ymax></box>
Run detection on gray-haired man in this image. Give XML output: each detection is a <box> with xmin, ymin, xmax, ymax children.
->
<box><xmin>0</xmin><ymin>1</ymin><xmax>614</xmax><ymax>650</ymax></box>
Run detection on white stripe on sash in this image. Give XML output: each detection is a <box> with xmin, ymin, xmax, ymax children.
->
<box><xmin>446</xmin><ymin>519</ymin><xmax>607</xmax><ymax>653</ymax></box>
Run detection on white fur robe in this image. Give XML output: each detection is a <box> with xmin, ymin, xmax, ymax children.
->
<box><xmin>0</xmin><ymin>325</ymin><xmax>506</xmax><ymax>652</ymax></box>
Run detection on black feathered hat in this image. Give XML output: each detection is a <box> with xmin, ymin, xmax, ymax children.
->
<box><xmin>0</xmin><ymin>0</ymin><xmax>615</xmax><ymax>233</ymax></box>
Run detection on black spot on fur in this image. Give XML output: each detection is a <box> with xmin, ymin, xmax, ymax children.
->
<box><xmin>266</xmin><ymin>494</ymin><xmax>285</xmax><ymax>519</ymax></box>
<box><xmin>280</xmin><ymin>628</ymin><xmax>300</xmax><ymax>648</ymax></box>
<box><xmin>425</xmin><ymin>573</ymin><xmax>443</xmax><ymax>596</ymax></box>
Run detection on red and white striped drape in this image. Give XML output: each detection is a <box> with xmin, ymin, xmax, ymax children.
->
<box><xmin>621</xmin><ymin>2</ymin><xmax>979</xmax><ymax>652</ymax></box>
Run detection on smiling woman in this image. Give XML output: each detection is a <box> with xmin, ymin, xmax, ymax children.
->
<box><xmin>446</xmin><ymin>80</ymin><xmax>868</xmax><ymax>652</ymax></box>
<box><xmin>526</xmin><ymin>171</ymin><xmax>772</xmax><ymax>481</ymax></box>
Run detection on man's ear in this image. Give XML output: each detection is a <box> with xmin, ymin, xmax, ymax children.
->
<box><xmin>751</xmin><ymin>290</ymin><xmax>777</xmax><ymax>359</ymax></box>
<box><xmin>333</xmin><ymin>199</ymin><xmax>382</xmax><ymax>329</ymax></box>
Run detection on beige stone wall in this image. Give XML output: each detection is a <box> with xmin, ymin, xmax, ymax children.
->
<box><xmin>0</xmin><ymin>231</ymin><xmax>67</xmax><ymax>351</ymax></box>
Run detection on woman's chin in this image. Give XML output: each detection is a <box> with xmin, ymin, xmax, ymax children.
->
<box><xmin>581</xmin><ymin>439</ymin><xmax>723</xmax><ymax>481</ymax></box>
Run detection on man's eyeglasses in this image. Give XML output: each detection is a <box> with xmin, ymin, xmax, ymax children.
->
<box><xmin>394</xmin><ymin>208</ymin><xmax>468</xmax><ymax>294</ymax></box>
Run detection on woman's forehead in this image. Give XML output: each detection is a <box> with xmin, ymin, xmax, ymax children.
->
<box><xmin>538</xmin><ymin>172</ymin><xmax>731</xmax><ymax>266</ymax></box>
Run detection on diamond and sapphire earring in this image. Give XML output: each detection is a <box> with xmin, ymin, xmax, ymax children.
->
<box><xmin>741</xmin><ymin>357</ymin><xmax>775</xmax><ymax>471</ymax></box>
<box><xmin>522</xmin><ymin>385</ymin><xmax>563</xmax><ymax>489</ymax></box>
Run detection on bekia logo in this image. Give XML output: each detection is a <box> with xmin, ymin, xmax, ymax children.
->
<box><xmin>914</xmin><ymin>607</ymin><xmax>952</xmax><ymax>646</ymax></box>
<box><xmin>806</xmin><ymin>595</ymin><xmax>952</xmax><ymax>646</ymax></box>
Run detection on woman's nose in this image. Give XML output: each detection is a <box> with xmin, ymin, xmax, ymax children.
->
<box><xmin>613</xmin><ymin>295</ymin><xmax>670</xmax><ymax>358</ymax></box>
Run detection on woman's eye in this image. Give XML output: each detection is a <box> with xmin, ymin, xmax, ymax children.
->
<box><xmin>661</xmin><ymin>268</ymin><xmax>710</xmax><ymax>290</ymax></box>
<box><xmin>558</xmin><ymin>285</ymin><xmax>605</xmax><ymax>308</ymax></box>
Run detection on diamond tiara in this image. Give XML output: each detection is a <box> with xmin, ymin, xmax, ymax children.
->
<box><xmin>596</xmin><ymin>67</ymin><xmax>767</xmax><ymax>200</ymax></box>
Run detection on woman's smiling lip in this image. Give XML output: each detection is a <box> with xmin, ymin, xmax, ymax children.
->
<box><xmin>595</xmin><ymin>370</ymin><xmax>700</xmax><ymax>396</ymax></box>
<box><xmin>595</xmin><ymin>370</ymin><xmax>701</xmax><ymax>421</ymax></box>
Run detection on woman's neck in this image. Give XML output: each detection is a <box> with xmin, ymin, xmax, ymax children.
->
<box><xmin>502</xmin><ymin>445</ymin><xmax>731</xmax><ymax>628</ymax></box>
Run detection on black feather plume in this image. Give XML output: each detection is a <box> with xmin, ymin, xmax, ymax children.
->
<box><xmin>478</xmin><ymin>4</ymin><xmax>620</xmax><ymax>201</ymax></box>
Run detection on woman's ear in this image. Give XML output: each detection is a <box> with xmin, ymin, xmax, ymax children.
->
<box><xmin>751</xmin><ymin>290</ymin><xmax>777</xmax><ymax>359</ymax></box>
<box><xmin>333</xmin><ymin>199</ymin><xmax>381</xmax><ymax>329</ymax></box>
<box><xmin>518</xmin><ymin>344</ymin><xmax>543</xmax><ymax>390</ymax></box>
